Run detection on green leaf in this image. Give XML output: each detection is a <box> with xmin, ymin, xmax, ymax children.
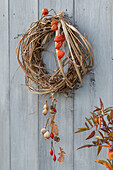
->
<box><xmin>107</xmin><ymin>159</ymin><xmax>112</xmax><ymax>165</ymax></box>
<box><xmin>75</xmin><ymin>127</ymin><xmax>88</xmax><ymax>133</ymax></box>
<box><xmin>97</xmin><ymin>146</ymin><xmax>102</xmax><ymax>156</ymax></box>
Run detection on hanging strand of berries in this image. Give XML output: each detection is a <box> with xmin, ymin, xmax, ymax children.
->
<box><xmin>41</xmin><ymin>93</ymin><xmax>65</xmax><ymax>164</ymax></box>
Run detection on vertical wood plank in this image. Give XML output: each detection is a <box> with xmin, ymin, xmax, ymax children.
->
<box><xmin>10</xmin><ymin>0</ymin><xmax>39</xmax><ymax>170</ymax></box>
<box><xmin>38</xmin><ymin>1</ymin><xmax>74</xmax><ymax>170</ymax></box>
<box><xmin>0</xmin><ymin>0</ymin><xmax>10</xmax><ymax>170</ymax></box>
<box><xmin>74</xmin><ymin>0</ymin><xmax>113</xmax><ymax>170</ymax></box>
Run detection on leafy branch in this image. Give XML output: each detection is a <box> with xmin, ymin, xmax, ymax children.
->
<box><xmin>75</xmin><ymin>98</ymin><xmax>113</xmax><ymax>170</ymax></box>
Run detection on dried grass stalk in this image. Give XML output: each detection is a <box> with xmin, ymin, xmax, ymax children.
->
<box><xmin>16</xmin><ymin>9</ymin><xmax>94</xmax><ymax>96</ymax></box>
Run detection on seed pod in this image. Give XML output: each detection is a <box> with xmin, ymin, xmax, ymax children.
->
<box><xmin>56</xmin><ymin>50</ymin><xmax>65</xmax><ymax>60</ymax></box>
<box><xmin>51</xmin><ymin>20</ymin><xmax>58</xmax><ymax>26</ymax></box>
<box><xmin>55</xmin><ymin>42</ymin><xmax>63</xmax><ymax>49</ymax></box>
<box><xmin>50</xmin><ymin>105</ymin><xmax>53</xmax><ymax>110</ymax></box>
<box><xmin>42</xmin><ymin>109</ymin><xmax>48</xmax><ymax>116</ymax></box>
<box><xmin>51</xmin><ymin>24</ymin><xmax>58</xmax><ymax>31</ymax></box>
<box><xmin>42</xmin><ymin>8</ymin><xmax>48</xmax><ymax>15</ymax></box>
<box><xmin>41</xmin><ymin>128</ymin><xmax>46</xmax><ymax>135</ymax></box>
<box><xmin>43</xmin><ymin>100</ymin><xmax>49</xmax><ymax>110</ymax></box>
<box><xmin>44</xmin><ymin>131</ymin><xmax>50</xmax><ymax>139</ymax></box>
<box><xmin>54</xmin><ymin>34</ymin><xmax>65</xmax><ymax>42</ymax></box>
<box><xmin>54</xmin><ymin>136</ymin><xmax>60</xmax><ymax>142</ymax></box>
<box><xmin>50</xmin><ymin>109</ymin><xmax>54</xmax><ymax>114</ymax></box>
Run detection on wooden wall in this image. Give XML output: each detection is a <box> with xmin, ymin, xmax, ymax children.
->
<box><xmin>0</xmin><ymin>0</ymin><xmax>113</xmax><ymax>169</ymax></box>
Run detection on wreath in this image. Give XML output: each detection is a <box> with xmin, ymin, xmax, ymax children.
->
<box><xmin>16</xmin><ymin>8</ymin><xmax>94</xmax><ymax>164</ymax></box>
<box><xmin>16</xmin><ymin>8</ymin><xmax>94</xmax><ymax>96</ymax></box>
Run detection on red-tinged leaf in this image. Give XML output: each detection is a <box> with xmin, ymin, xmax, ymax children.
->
<box><xmin>105</xmin><ymin>142</ymin><xmax>112</xmax><ymax>147</ymax></box>
<box><xmin>98</xmin><ymin>116</ymin><xmax>101</xmax><ymax>128</ymax></box>
<box><xmin>75</xmin><ymin>127</ymin><xmax>88</xmax><ymax>133</ymax></box>
<box><xmin>102</xmin><ymin>117</ymin><xmax>107</xmax><ymax>127</ymax></box>
<box><xmin>85</xmin><ymin>117</ymin><xmax>93</xmax><ymax>127</ymax></box>
<box><xmin>77</xmin><ymin>144</ymin><xmax>94</xmax><ymax>150</ymax></box>
<box><xmin>86</xmin><ymin>130</ymin><xmax>95</xmax><ymax>140</ymax></box>
<box><xmin>95</xmin><ymin>160</ymin><xmax>113</xmax><ymax>169</ymax></box>
<box><xmin>98</xmin><ymin>145</ymin><xmax>111</xmax><ymax>148</ymax></box>
<box><xmin>103</xmin><ymin>163</ymin><xmax>113</xmax><ymax>170</ymax></box>
<box><xmin>93</xmin><ymin>116</ymin><xmax>98</xmax><ymax>130</ymax></box>
<box><xmin>109</xmin><ymin>131</ymin><xmax>113</xmax><ymax>137</ymax></box>
<box><xmin>110</xmin><ymin>110</ymin><xmax>113</xmax><ymax>119</ymax></box>
<box><xmin>107</xmin><ymin>115</ymin><xmax>111</xmax><ymax>122</ymax></box>
<box><xmin>104</xmin><ymin>107</ymin><xmax>113</xmax><ymax>113</ymax></box>
<box><xmin>85</xmin><ymin>122</ymin><xmax>90</xmax><ymax>129</ymax></box>
<box><xmin>93</xmin><ymin>108</ymin><xmax>101</xmax><ymax>112</ymax></box>
<box><xmin>100</xmin><ymin>128</ymin><xmax>108</xmax><ymax>133</ymax></box>
<box><xmin>97</xmin><ymin>146</ymin><xmax>102</xmax><ymax>156</ymax></box>
<box><xmin>100</xmin><ymin>98</ymin><xmax>104</xmax><ymax>110</ymax></box>
<box><xmin>98</xmin><ymin>130</ymin><xmax>104</xmax><ymax>138</ymax></box>
<box><xmin>95</xmin><ymin>160</ymin><xmax>108</xmax><ymax>165</ymax></box>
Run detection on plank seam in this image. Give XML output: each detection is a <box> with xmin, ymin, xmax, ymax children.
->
<box><xmin>8</xmin><ymin>0</ymin><xmax>11</xmax><ymax>169</ymax></box>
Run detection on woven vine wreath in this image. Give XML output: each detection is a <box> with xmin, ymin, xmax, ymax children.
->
<box><xmin>16</xmin><ymin>8</ymin><xmax>94</xmax><ymax>164</ymax></box>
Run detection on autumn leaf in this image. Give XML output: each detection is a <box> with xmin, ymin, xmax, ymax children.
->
<box><xmin>85</xmin><ymin>117</ymin><xmax>93</xmax><ymax>127</ymax></box>
<box><xmin>95</xmin><ymin>160</ymin><xmax>113</xmax><ymax>169</ymax></box>
<box><xmin>75</xmin><ymin>127</ymin><xmax>88</xmax><ymax>133</ymax></box>
<box><xmin>77</xmin><ymin>144</ymin><xmax>94</xmax><ymax>150</ymax></box>
<box><xmin>86</xmin><ymin>130</ymin><xmax>95</xmax><ymax>140</ymax></box>
<box><xmin>49</xmin><ymin>115</ymin><xmax>59</xmax><ymax>136</ymax></box>
<box><xmin>97</xmin><ymin>146</ymin><xmax>102</xmax><ymax>156</ymax></box>
<box><xmin>93</xmin><ymin>108</ymin><xmax>101</xmax><ymax>112</ymax></box>
<box><xmin>98</xmin><ymin>116</ymin><xmax>101</xmax><ymax>128</ymax></box>
<box><xmin>58</xmin><ymin>147</ymin><xmax>66</xmax><ymax>164</ymax></box>
<box><xmin>110</xmin><ymin>110</ymin><xmax>113</xmax><ymax>119</ymax></box>
<box><xmin>100</xmin><ymin>98</ymin><xmax>104</xmax><ymax>111</ymax></box>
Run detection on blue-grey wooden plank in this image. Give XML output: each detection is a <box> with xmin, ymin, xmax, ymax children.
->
<box><xmin>0</xmin><ymin>0</ymin><xmax>10</xmax><ymax>170</ymax></box>
<box><xmin>38</xmin><ymin>1</ymin><xmax>74</xmax><ymax>170</ymax></box>
<box><xmin>74</xmin><ymin>0</ymin><xmax>113</xmax><ymax>169</ymax></box>
<box><xmin>10</xmin><ymin>0</ymin><xmax>39</xmax><ymax>170</ymax></box>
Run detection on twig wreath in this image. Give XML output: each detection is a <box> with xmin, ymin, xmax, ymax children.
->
<box><xmin>16</xmin><ymin>8</ymin><xmax>94</xmax><ymax>164</ymax></box>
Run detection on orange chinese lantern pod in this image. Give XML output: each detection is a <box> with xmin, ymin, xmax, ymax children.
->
<box><xmin>42</xmin><ymin>8</ymin><xmax>48</xmax><ymax>15</ymax></box>
<box><xmin>55</xmin><ymin>42</ymin><xmax>63</xmax><ymax>49</ymax></box>
<box><xmin>56</xmin><ymin>50</ymin><xmax>65</xmax><ymax>60</ymax></box>
<box><xmin>108</xmin><ymin>148</ymin><xmax>113</xmax><ymax>160</ymax></box>
<box><xmin>54</xmin><ymin>34</ymin><xmax>65</xmax><ymax>42</ymax></box>
<box><xmin>51</xmin><ymin>24</ymin><xmax>58</xmax><ymax>31</ymax></box>
<box><xmin>51</xmin><ymin>20</ymin><xmax>58</xmax><ymax>26</ymax></box>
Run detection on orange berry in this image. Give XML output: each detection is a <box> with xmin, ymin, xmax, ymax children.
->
<box><xmin>54</xmin><ymin>34</ymin><xmax>65</xmax><ymax>42</ymax></box>
<box><xmin>51</xmin><ymin>24</ymin><xmax>58</xmax><ymax>31</ymax></box>
<box><xmin>51</xmin><ymin>20</ymin><xmax>58</xmax><ymax>26</ymax></box>
<box><xmin>42</xmin><ymin>8</ymin><xmax>48</xmax><ymax>15</ymax></box>
<box><xmin>108</xmin><ymin>148</ymin><xmax>113</xmax><ymax>160</ymax></box>
<box><xmin>55</xmin><ymin>42</ymin><xmax>63</xmax><ymax>49</ymax></box>
<box><xmin>56</xmin><ymin>50</ymin><xmax>65</xmax><ymax>60</ymax></box>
